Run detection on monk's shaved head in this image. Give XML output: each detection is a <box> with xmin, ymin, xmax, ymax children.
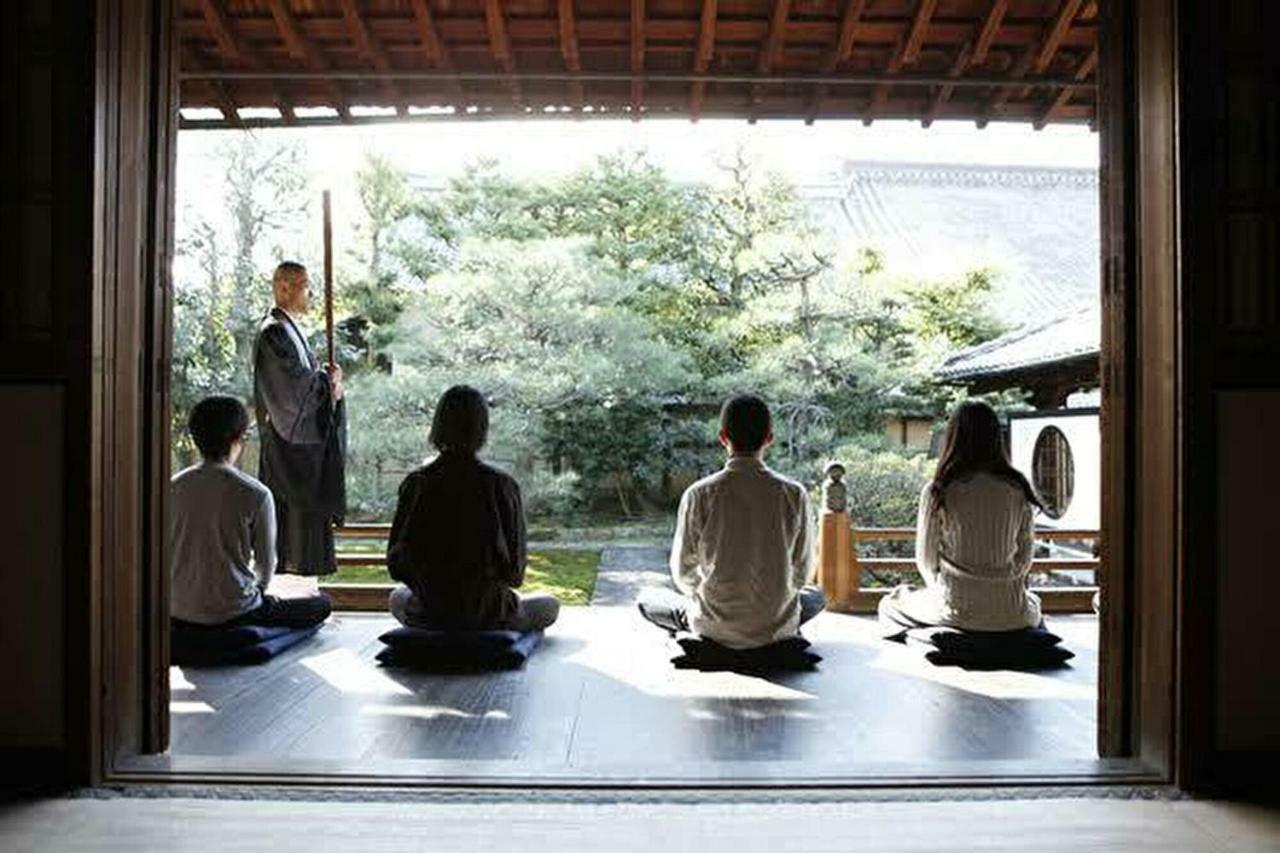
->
<box><xmin>272</xmin><ymin>261</ymin><xmax>310</xmax><ymax>314</ymax></box>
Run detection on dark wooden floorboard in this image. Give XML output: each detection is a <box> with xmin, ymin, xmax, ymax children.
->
<box><xmin>170</xmin><ymin>608</ymin><xmax>1098</xmax><ymax>777</ymax></box>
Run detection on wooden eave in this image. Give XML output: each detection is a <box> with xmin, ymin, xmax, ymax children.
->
<box><xmin>177</xmin><ymin>0</ymin><xmax>1100</xmax><ymax>129</ymax></box>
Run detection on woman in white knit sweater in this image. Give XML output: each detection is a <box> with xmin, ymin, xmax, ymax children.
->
<box><xmin>880</xmin><ymin>401</ymin><xmax>1043</xmax><ymax>633</ymax></box>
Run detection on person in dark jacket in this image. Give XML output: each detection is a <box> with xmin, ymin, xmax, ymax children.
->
<box><xmin>386</xmin><ymin>385</ymin><xmax>560</xmax><ymax>632</ymax></box>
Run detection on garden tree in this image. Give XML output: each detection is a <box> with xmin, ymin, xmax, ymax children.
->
<box><xmin>174</xmin><ymin>138</ymin><xmax>1013</xmax><ymax>524</ymax></box>
<box><xmin>171</xmin><ymin>134</ymin><xmax>310</xmax><ymax>462</ymax></box>
<box><xmin>345</xmin><ymin>239</ymin><xmax>694</xmax><ymax>517</ymax></box>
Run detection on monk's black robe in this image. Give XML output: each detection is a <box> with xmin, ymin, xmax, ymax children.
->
<box><xmin>252</xmin><ymin>307</ymin><xmax>346</xmax><ymax>576</ymax></box>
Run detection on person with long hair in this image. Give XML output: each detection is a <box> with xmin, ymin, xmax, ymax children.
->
<box><xmin>879</xmin><ymin>400</ymin><xmax>1043</xmax><ymax>633</ymax></box>
<box><xmin>386</xmin><ymin>385</ymin><xmax>560</xmax><ymax>633</ymax></box>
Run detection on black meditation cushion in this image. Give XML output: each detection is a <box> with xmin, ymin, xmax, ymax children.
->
<box><xmin>671</xmin><ymin>634</ymin><xmax>821</xmax><ymax>673</ymax></box>
<box><xmin>375</xmin><ymin>627</ymin><xmax>543</xmax><ymax>671</ymax></box>
<box><xmin>903</xmin><ymin>625</ymin><xmax>1074</xmax><ymax>669</ymax></box>
<box><xmin>170</xmin><ymin>621</ymin><xmax>321</xmax><ymax>666</ymax></box>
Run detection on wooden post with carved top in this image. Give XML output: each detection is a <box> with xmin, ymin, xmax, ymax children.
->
<box><xmin>817</xmin><ymin>461</ymin><xmax>859</xmax><ymax>608</ymax></box>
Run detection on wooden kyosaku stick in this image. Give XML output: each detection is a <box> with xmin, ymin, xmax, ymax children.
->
<box><xmin>322</xmin><ymin>189</ymin><xmax>335</xmax><ymax>369</ymax></box>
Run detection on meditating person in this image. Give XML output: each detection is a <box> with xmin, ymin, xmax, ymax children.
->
<box><xmin>253</xmin><ymin>260</ymin><xmax>346</xmax><ymax>579</ymax></box>
<box><xmin>386</xmin><ymin>385</ymin><xmax>560</xmax><ymax>633</ymax></box>
<box><xmin>170</xmin><ymin>395</ymin><xmax>332</xmax><ymax>629</ymax></box>
<box><xmin>879</xmin><ymin>400</ymin><xmax>1043</xmax><ymax>634</ymax></box>
<box><xmin>638</xmin><ymin>394</ymin><xmax>825</xmax><ymax>648</ymax></box>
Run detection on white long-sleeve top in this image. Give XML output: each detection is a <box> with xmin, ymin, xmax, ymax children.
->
<box><xmin>170</xmin><ymin>461</ymin><xmax>276</xmax><ymax>624</ymax></box>
<box><xmin>670</xmin><ymin>455</ymin><xmax>814</xmax><ymax>649</ymax></box>
<box><xmin>913</xmin><ymin>473</ymin><xmax>1041</xmax><ymax>631</ymax></box>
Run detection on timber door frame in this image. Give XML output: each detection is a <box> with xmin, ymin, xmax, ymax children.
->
<box><xmin>90</xmin><ymin>0</ymin><xmax>1191</xmax><ymax>788</ymax></box>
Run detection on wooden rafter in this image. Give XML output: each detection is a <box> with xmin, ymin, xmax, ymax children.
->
<box><xmin>902</xmin><ymin>0</ymin><xmax>939</xmax><ymax>66</ymax></box>
<box><xmin>978</xmin><ymin>44</ymin><xmax>1035</xmax><ymax>127</ymax></box>
<box><xmin>631</xmin><ymin>0</ymin><xmax>645</xmax><ymax>120</ymax></box>
<box><xmin>178</xmin><ymin>0</ymin><xmax>1099</xmax><ymax>129</ymax></box>
<box><xmin>558</xmin><ymin>0</ymin><xmax>585</xmax><ymax>106</ymax></box>
<box><xmin>1017</xmin><ymin>0</ymin><xmax>1084</xmax><ymax>99</ymax></box>
<box><xmin>757</xmin><ymin>0</ymin><xmax>791</xmax><ymax>74</ymax></box>
<box><xmin>1035</xmin><ymin>45</ymin><xmax>1097</xmax><ymax>129</ymax></box>
<box><xmin>182</xmin><ymin>41</ymin><xmax>241</xmax><ymax>126</ymax></box>
<box><xmin>409</xmin><ymin>0</ymin><xmax>449</xmax><ymax>68</ymax></box>
<box><xmin>921</xmin><ymin>39</ymin><xmax>974</xmax><ymax>127</ymax></box>
<box><xmin>408</xmin><ymin>0</ymin><xmax>465</xmax><ymax>104</ymax></box>
<box><xmin>689</xmin><ymin>0</ymin><xmax>718</xmax><ymax>121</ymax></box>
<box><xmin>865</xmin><ymin>32</ymin><xmax>908</xmax><ymax>125</ymax></box>
<box><xmin>750</xmin><ymin>0</ymin><xmax>791</xmax><ymax>117</ymax></box>
<box><xmin>265</xmin><ymin>0</ymin><xmax>349</xmax><ymax>118</ymax></box>
<box><xmin>484</xmin><ymin>0</ymin><xmax>523</xmax><ymax>108</ymax></box>
<box><xmin>198</xmin><ymin>0</ymin><xmax>295</xmax><ymax>122</ymax></box>
<box><xmin>806</xmin><ymin>0</ymin><xmax>870</xmax><ymax>124</ymax></box>
<box><xmin>198</xmin><ymin>0</ymin><xmax>243</xmax><ymax>62</ymax></box>
<box><xmin>1034</xmin><ymin>0</ymin><xmax>1086</xmax><ymax>72</ymax></box>
<box><xmin>340</xmin><ymin>0</ymin><xmax>403</xmax><ymax>114</ymax></box>
<box><xmin>973</xmin><ymin>0</ymin><xmax>1010</xmax><ymax>65</ymax></box>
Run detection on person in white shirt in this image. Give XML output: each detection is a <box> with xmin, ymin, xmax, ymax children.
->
<box><xmin>170</xmin><ymin>395</ymin><xmax>331</xmax><ymax>629</ymax></box>
<box><xmin>879</xmin><ymin>400</ymin><xmax>1043</xmax><ymax>634</ymax></box>
<box><xmin>638</xmin><ymin>394</ymin><xmax>824</xmax><ymax>649</ymax></box>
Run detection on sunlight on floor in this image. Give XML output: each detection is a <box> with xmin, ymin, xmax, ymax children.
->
<box><xmin>360</xmin><ymin>705</ymin><xmax>511</xmax><ymax>721</ymax></box>
<box><xmin>169</xmin><ymin>700</ymin><xmax>216</xmax><ymax>714</ymax></box>
<box><xmin>300</xmin><ymin>648</ymin><xmax>413</xmax><ymax>697</ymax></box>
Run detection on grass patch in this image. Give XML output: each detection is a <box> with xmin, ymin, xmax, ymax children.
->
<box><xmin>328</xmin><ymin>547</ymin><xmax>600</xmax><ymax>606</ymax></box>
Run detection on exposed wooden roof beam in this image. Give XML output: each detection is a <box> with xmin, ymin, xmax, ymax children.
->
<box><xmin>689</xmin><ymin>0</ymin><xmax>718</xmax><ymax>121</ymax></box>
<box><xmin>865</xmin><ymin>33</ymin><xmax>907</xmax><ymax>125</ymax></box>
<box><xmin>484</xmin><ymin>0</ymin><xmax>523</xmax><ymax>108</ymax></box>
<box><xmin>408</xmin><ymin>0</ymin><xmax>449</xmax><ymax>67</ymax></box>
<box><xmin>265</xmin><ymin>0</ymin><xmax>349</xmax><ymax>119</ymax></box>
<box><xmin>750</xmin><ymin>0</ymin><xmax>791</xmax><ymax>119</ymax></box>
<box><xmin>973</xmin><ymin>0</ymin><xmax>1010</xmax><ymax>65</ymax></box>
<box><xmin>806</xmin><ymin>0</ymin><xmax>870</xmax><ymax>124</ymax></box>
<box><xmin>921</xmin><ymin>39</ymin><xmax>973</xmax><ymax>127</ymax></box>
<box><xmin>1034</xmin><ymin>0</ymin><xmax>1085</xmax><ymax>72</ymax></box>
<box><xmin>978</xmin><ymin>44</ymin><xmax>1035</xmax><ymax>127</ymax></box>
<box><xmin>198</xmin><ymin>0</ymin><xmax>245</xmax><ymax>62</ymax></box>
<box><xmin>558</xmin><ymin>0</ymin><xmax>585</xmax><ymax>106</ymax></box>
<box><xmin>630</xmin><ymin>0</ymin><xmax>645</xmax><ymax>120</ymax></box>
<box><xmin>1035</xmin><ymin>45</ymin><xmax>1097</xmax><ymax>129</ymax></box>
<box><xmin>408</xmin><ymin>0</ymin><xmax>466</xmax><ymax>104</ymax></box>
<box><xmin>183</xmin><ymin>42</ymin><xmax>242</xmax><ymax>127</ymax></box>
<box><xmin>199</xmin><ymin>0</ymin><xmax>296</xmax><ymax>122</ymax></box>
<box><xmin>757</xmin><ymin>0</ymin><xmax>791</xmax><ymax>74</ymax></box>
<box><xmin>901</xmin><ymin>0</ymin><xmax>938</xmax><ymax>66</ymax></box>
<box><xmin>340</xmin><ymin>0</ymin><xmax>403</xmax><ymax>113</ymax></box>
<box><xmin>1015</xmin><ymin>0</ymin><xmax>1084</xmax><ymax>101</ymax></box>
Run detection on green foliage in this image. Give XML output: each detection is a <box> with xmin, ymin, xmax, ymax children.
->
<box><xmin>330</xmin><ymin>548</ymin><xmax>601</xmax><ymax>606</ymax></box>
<box><xmin>829</xmin><ymin>441</ymin><xmax>935</xmax><ymax>529</ymax></box>
<box><xmin>173</xmin><ymin>135</ymin><xmax>1010</xmax><ymax>523</ymax></box>
<box><xmin>171</xmin><ymin>135</ymin><xmax>310</xmax><ymax>463</ymax></box>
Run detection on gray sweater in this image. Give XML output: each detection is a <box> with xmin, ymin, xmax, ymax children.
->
<box><xmin>170</xmin><ymin>461</ymin><xmax>276</xmax><ymax>624</ymax></box>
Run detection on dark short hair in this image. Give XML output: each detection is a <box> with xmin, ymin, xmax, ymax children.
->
<box><xmin>429</xmin><ymin>385</ymin><xmax>490</xmax><ymax>454</ymax></box>
<box><xmin>273</xmin><ymin>260</ymin><xmax>307</xmax><ymax>285</ymax></box>
<box><xmin>188</xmin><ymin>395</ymin><xmax>250</xmax><ymax>460</ymax></box>
<box><xmin>720</xmin><ymin>394</ymin><xmax>772</xmax><ymax>453</ymax></box>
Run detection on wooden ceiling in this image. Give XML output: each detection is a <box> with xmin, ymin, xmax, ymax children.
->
<box><xmin>178</xmin><ymin>1</ymin><xmax>1100</xmax><ymax>128</ymax></box>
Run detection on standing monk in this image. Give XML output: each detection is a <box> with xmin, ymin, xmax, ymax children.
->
<box><xmin>253</xmin><ymin>261</ymin><xmax>347</xmax><ymax>577</ymax></box>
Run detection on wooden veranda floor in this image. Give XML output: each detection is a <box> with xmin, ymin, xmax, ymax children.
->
<box><xmin>167</xmin><ymin>602</ymin><xmax>1102</xmax><ymax>782</ymax></box>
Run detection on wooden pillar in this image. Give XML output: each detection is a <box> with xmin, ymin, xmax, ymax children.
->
<box><xmin>817</xmin><ymin>462</ymin><xmax>859</xmax><ymax>608</ymax></box>
<box><xmin>818</xmin><ymin>511</ymin><xmax>857</xmax><ymax>607</ymax></box>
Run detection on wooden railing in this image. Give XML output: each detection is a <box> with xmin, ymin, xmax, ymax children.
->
<box><xmin>325</xmin><ymin>521</ymin><xmax>1101</xmax><ymax>615</ymax></box>
<box><xmin>817</xmin><ymin>515</ymin><xmax>1100</xmax><ymax>614</ymax></box>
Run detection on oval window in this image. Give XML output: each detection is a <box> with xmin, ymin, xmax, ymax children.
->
<box><xmin>1032</xmin><ymin>425</ymin><xmax>1075</xmax><ymax>519</ymax></box>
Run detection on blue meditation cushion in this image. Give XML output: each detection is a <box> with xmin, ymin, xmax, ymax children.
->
<box><xmin>671</xmin><ymin>634</ymin><xmax>822</xmax><ymax>673</ymax></box>
<box><xmin>171</xmin><ymin>621</ymin><xmax>321</xmax><ymax>666</ymax></box>
<box><xmin>375</xmin><ymin>626</ymin><xmax>543</xmax><ymax>671</ymax></box>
